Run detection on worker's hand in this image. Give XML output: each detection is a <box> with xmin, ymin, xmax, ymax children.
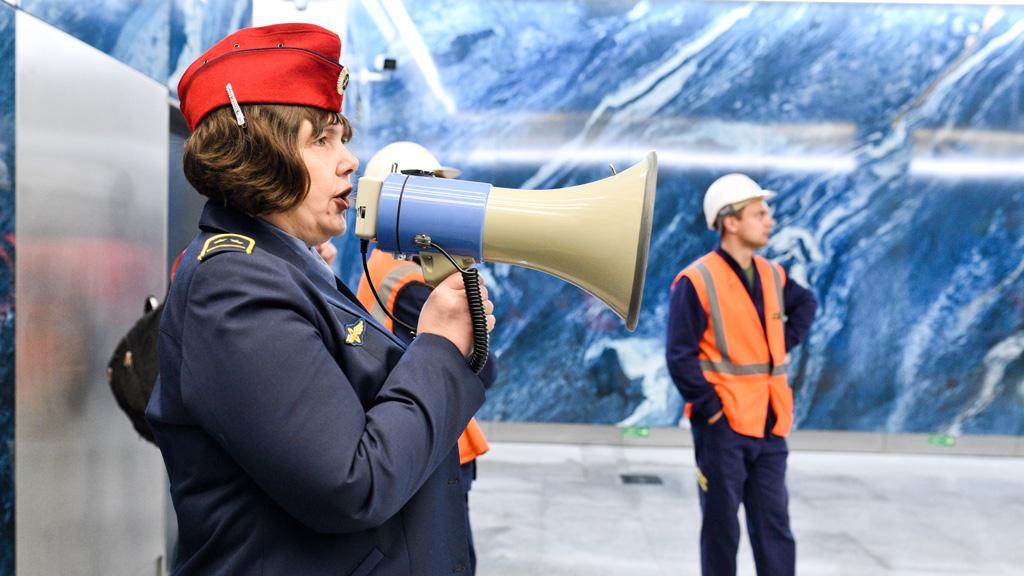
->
<box><xmin>315</xmin><ymin>241</ymin><xmax>338</xmax><ymax>266</ymax></box>
<box><xmin>708</xmin><ymin>410</ymin><xmax>724</xmax><ymax>425</ymax></box>
<box><xmin>418</xmin><ymin>273</ymin><xmax>495</xmax><ymax>357</ymax></box>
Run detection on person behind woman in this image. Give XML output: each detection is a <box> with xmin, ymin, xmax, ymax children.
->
<box><xmin>146</xmin><ymin>23</ymin><xmax>495</xmax><ymax>576</ymax></box>
<box><xmin>356</xmin><ymin>142</ymin><xmax>494</xmax><ymax>575</ymax></box>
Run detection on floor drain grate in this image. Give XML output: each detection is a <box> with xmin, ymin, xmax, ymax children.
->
<box><xmin>620</xmin><ymin>474</ymin><xmax>663</xmax><ymax>485</ymax></box>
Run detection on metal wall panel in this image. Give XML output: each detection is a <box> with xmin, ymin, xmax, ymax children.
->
<box><xmin>16</xmin><ymin>12</ymin><xmax>167</xmax><ymax>576</ymax></box>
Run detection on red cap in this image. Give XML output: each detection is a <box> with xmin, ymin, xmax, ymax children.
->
<box><xmin>177</xmin><ymin>23</ymin><xmax>348</xmax><ymax>132</ymax></box>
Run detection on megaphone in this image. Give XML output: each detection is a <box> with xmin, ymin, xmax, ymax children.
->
<box><xmin>354</xmin><ymin>152</ymin><xmax>658</xmax><ymax>331</ymax></box>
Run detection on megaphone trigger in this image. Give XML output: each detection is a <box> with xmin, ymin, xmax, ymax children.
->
<box><xmin>419</xmin><ymin>252</ymin><xmax>477</xmax><ymax>285</ymax></box>
<box><xmin>414</xmin><ymin>234</ymin><xmax>473</xmax><ymax>274</ymax></box>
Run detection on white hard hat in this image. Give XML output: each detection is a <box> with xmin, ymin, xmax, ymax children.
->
<box><xmin>362</xmin><ymin>141</ymin><xmax>461</xmax><ymax>181</ymax></box>
<box><xmin>702</xmin><ymin>173</ymin><xmax>776</xmax><ymax>231</ymax></box>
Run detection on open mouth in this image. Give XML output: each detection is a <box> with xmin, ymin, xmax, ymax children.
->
<box><xmin>333</xmin><ymin>188</ymin><xmax>352</xmax><ymax>210</ymax></box>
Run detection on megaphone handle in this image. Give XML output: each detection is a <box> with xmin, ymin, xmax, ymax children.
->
<box><xmin>461</xmin><ymin>268</ymin><xmax>489</xmax><ymax>375</ymax></box>
<box><xmin>413</xmin><ymin>235</ymin><xmax>488</xmax><ymax>375</ymax></box>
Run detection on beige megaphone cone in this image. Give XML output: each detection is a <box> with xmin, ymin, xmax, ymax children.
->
<box><xmin>479</xmin><ymin>153</ymin><xmax>657</xmax><ymax>330</ymax></box>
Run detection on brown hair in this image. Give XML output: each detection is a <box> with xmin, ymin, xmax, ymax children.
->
<box><xmin>716</xmin><ymin>199</ymin><xmax>756</xmax><ymax>234</ymax></box>
<box><xmin>183</xmin><ymin>105</ymin><xmax>352</xmax><ymax>216</ymax></box>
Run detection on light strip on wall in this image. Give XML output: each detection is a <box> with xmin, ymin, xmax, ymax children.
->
<box><xmin>462</xmin><ymin>148</ymin><xmax>1024</xmax><ymax>179</ymax></box>
<box><xmin>910</xmin><ymin>158</ymin><xmax>1024</xmax><ymax>179</ymax></box>
<box><xmin>463</xmin><ymin>147</ymin><xmax>857</xmax><ymax>173</ymax></box>
<box><xmin>730</xmin><ymin>0</ymin><xmax>1024</xmax><ymax>5</ymax></box>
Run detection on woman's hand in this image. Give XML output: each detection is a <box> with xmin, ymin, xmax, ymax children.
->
<box><xmin>418</xmin><ymin>273</ymin><xmax>495</xmax><ymax>357</ymax></box>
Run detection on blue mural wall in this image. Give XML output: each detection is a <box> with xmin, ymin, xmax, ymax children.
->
<box><xmin>0</xmin><ymin>4</ymin><xmax>14</xmax><ymax>572</ymax></box>
<box><xmin>340</xmin><ymin>1</ymin><xmax>1024</xmax><ymax>435</ymax></box>
<box><xmin>169</xmin><ymin>0</ymin><xmax>253</xmax><ymax>93</ymax></box>
<box><xmin>17</xmin><ymin>0</ymin><xmax>250</xmax><ymax>90</ymax></box>
<box><xmin>19</xmin><ymin>0</ymin><xmax>169</xmax><ymax>81</ymax></box>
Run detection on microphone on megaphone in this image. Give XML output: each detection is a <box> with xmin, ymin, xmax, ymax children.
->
<box><xmin>354</xmin><ymin>145</ymin><xmax>658</xmax><ymax>370</ymax></box>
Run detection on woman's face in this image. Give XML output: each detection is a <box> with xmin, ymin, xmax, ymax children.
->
<box><xmin>270</xmin><ymin>118</ymin><xmax>357</xmax><ymax>246</ymax></box>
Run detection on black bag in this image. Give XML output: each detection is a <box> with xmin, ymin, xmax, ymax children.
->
<box><xmin>107</xmin><ymin>295</ymin><xmax>163</xmax><ymax>444</ymax></box>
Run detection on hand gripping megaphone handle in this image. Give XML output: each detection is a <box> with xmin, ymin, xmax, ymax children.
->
<box><xmin>359</xmin><ymin>238</ymin><xmax>488</xmax><ymax>374</ymax></box>
<box><xmin>414</xmin><ymin>235</ymin><xmax>488</xmax><ymax>374</ymax></box>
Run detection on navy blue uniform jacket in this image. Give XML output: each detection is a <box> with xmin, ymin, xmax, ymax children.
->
<box><xmin>146</xmin><ymin>202</ymin><xmax>485</xmax><ymax>575</ymax></box>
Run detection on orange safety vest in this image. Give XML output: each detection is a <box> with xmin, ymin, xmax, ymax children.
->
<box><xmin>671</xmin><ymin>251</ymin><xmax>794</xmax><ymax>437</ymax></box>
<box><xmin>356</xmin><ymin>249</ymin><xmax>489</xmax><ymax>464</ymax></box>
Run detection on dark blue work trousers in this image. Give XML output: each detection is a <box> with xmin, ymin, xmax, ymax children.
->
<box><xmin>691</xmin><ymin>418</ymin><xmax>796</xmax><ymax>576</ymax></box>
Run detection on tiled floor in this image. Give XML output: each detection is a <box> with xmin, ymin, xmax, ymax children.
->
<box><xmin>471</xmin><ymin>443</ymin><xmax>1024</xmax><ymax>576</ymax></box>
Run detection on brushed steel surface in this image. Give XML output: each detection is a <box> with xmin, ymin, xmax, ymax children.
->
<box><xmin>16</xmin><ymin>13</ymin><xmax>167</xmax><ymax>576</ymax></box>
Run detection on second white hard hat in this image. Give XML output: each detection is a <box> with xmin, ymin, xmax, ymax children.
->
<box><xmin>362</xmin><ymin>141</ymin><xmax>461</xmax><ymax>181</ymax></box>
<box><xmin>702</xmin><ymin>173</ymin><xmax>776</xmax><ymax>231</ymax></box>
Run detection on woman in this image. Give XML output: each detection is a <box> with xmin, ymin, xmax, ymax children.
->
<box><xmin>146</xmin><ymin>23</ymin><xmax>494</xmax><ymax>576</ymax></box>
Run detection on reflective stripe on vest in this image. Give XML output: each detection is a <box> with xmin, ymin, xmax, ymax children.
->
<box><xmin>692</xmin><ymin>261</ymin><xmax>789</xmax><ymax>378</ymax></box>
<box><xmin>355</xmin><ymin>249</ymin><xmax>489</xmax><ymax>462</ymax></box>
<box><xmin>355</xmin><ymin>250</ymin><xmax>424</xmax><ymax>332</ymax></box>
<box><xmin>675</xmin><ymin>251</ymin><xmax>794</xmax><ymax>437</ymax></box>
<box><xmin>370</xmin><ymin>261</ymin><xmax>423</xmax><ymax>330</ymax></box>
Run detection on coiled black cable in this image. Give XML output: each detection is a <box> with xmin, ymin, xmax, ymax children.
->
<box><xmin>460</xmin><ymin>267</ymin><xmax>489</xmax><ymax>374</ymax></box>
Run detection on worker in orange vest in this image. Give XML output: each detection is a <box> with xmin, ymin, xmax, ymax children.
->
<box><xmin>356</xmin><ymin>142</ymin><xmax>494</xmax><ymax>575</ymax></box>
<box><xmin>667</xmin><ymin>174</ymin><xmax>817</xmax><ymax>576</ymax></box>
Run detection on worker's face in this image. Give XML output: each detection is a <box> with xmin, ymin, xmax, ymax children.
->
<box><xmin>726</xmin><ymin>198</ymin><xmax>774</xmax><ymax>248</ymax></box>
<box><xmin>277</xmin><ymin>119</ymin><xmax>358</xmax><ymax>246</ymax></box>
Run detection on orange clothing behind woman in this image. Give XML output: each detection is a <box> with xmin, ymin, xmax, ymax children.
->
<box><xmin>672</xmin><ymin>250</ymin><xmax>793</xmax><ymax>437</ymax></box>
<box><xmin>357</xmin><ymin>249</ymin><xmax>489</xmax><ymax>463</ymax></box>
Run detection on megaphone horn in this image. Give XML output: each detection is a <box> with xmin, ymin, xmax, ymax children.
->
<box><xmin>354</xmin><ymin>152</ymin><xmax>658</xmax><ymax>331</ymax></box>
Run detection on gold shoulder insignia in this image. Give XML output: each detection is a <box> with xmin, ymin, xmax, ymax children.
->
<box><xmin>198</xmin><ymin>233</ymin><xmax>256</xmax><ymax>262</ymax></box>
<box><xmin>345</xmin><ymin>319</ymin><xmax>365</xmax><ymax>346</ymax></box>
